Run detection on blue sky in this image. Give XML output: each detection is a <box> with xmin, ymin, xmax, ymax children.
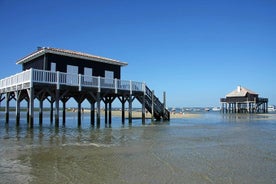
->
<box><xmin>0</xmin><ymin>0</ymin><xmax>275</xmax><ymax>107</ymax></box>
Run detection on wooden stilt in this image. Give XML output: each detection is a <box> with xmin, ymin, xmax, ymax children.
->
<box><xmin>50</xmin><ymin>98</ymin><xmax>54</xmax><ymax>123</ymax></box>
<box><xmin>107</xmin><ymin>97</ymin><xmax>116</xmax><ymax>125</ymax></box>
<box><xmin>15</xmin><ymin>91</ymin><xmax>21</xmax><ymax>126</ymax></box>
<box><xmin>60</xmin><ymin>96</ymin><xmax>70</xmax><ymax>125</ymax></box>
<box><xmin>87</xmin><ymin>92</ymin><xmax>97</xmax><ymax>126</ymax></box>
<box><xmin>73</xmin><ymin>93</ymin><xmax>86</xmax><ymax>127</ymax></box>
<box><xmin>142</xmin><ymin>93</ymin><xmax>145</xmax><ymax>124</ymax></box>
<box><xmin>5</xmin><ymin>92</ymin><xmax>10</xmax><ymax>124</ymax></box>
<box><xmin>118</xmin><ymin>96</ymin><xmax>127</xmax><ymax>124</ymax></box>
<box><xmin>91</xmin><ymin>102</ymin><xmax>95</xmax><ymax>126</ymax></box>
<box><xmin>27</xmin><ymin>88</ymin><xmax>34</xmax><ymax>128</ymax></box>
<box><xmin>39</xmin><ymin>99</ymin><xmax>43</xmax><ymax>125</ymax></box>
<box><xmin>104</xmin><ymin>100</ymin><xmax>108</xmax><ymax>125</ymax></box>
<box><xmin>77</xmin><ymin>101</ymin><xmax>82</xmax><ymax>127</ymax></box>
<box><xmin>128</xmin><ymin>96</ymin><xmax>132</xmax><ymax>124</ymax></box>
<box><xmin>122</xmin><ymin>99</ymin><xmax>125</xmax><ymax>124</ymax></box>
<box><xmin>62</xmin><ymin>100</ymin><xmax>66</xmax><ymax>125</ymax></box>
<box><xmin>26</xmin><ymin>98</ymin><xmax>29</xmax><ymax>123</ymax></box>
<box><xmin>108</xmin><ymin>101</ymin><xmax>112</xmax><ymax>125</ymax></box>
<box><xmin>96</xmin><ymin>92</ymin><xmax>101</xmax><ymax>126</ymax></box>
<box><xmin>55</xmin><ymin>89</ymin><xmax>60</xmax><ymax>127</ymax></box>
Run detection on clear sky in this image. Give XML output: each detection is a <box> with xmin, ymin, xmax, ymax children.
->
<box><xmin>0</xmin><ymin>0</ymin><xmax>275</xmax><ymax>107</ymax></box>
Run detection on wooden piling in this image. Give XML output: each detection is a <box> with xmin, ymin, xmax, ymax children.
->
<box><xmin>55</xmin><ymin>89</ymin><xmax>60</xmax><ymax>127</ymax></box>
<box><xmin>5</xmin><ymin>93</ymin><xmax>10</xmax><ymax>124</ymax></box>
<box><xmin>62</xmin><ymin>100</ymin><xmax>66</xmax><ymax>125</ymax></box>
<box><xmin>39</xmin><ymin>99</ymin><xmax>43</xmax><ymax>125</ymax></box>
<box><xmin>90</xmin><ymin>102</ymin><xmax>95</xmax><ymax>126</ymax></box>
<box><xmin>27</xmin><ymin>88</ymin><xmax>34</xmax><ymax>128</ymax></box>
<box><xmin>96</xmin><ymin>92</ymin><xmax>101</xmax><ymax>126</ymax></box>
<box><xmin>128</xmin><ymin>96</ymin><xmax>132</xmax><ymax>124</ymax></box>
<box><xmin>77</xmin><ymin>102</ymin><xmax>81</xmax><ymax>126</ymax></box>
<box><xmin>142</xmin><ymin>93</ymin><xmax>145</xmax><ymax>124</ymax></box>
<box><xmin>15</xmin><ymin>92</ymin><xmax>20</xmax><ymax>126</ymax></box>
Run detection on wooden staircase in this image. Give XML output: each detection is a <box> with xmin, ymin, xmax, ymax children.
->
<box><xmin>137</xmin><ymin>86</ymin><xmax>170</xmax><ymax>121</ymax></box>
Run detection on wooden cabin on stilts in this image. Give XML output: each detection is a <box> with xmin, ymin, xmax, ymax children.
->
<box><xmin>220</xmin><ymin>85</ymin><xmax>268</xmax><ymax>113</ymax></box>
<box><xmin>0</xmin><ymin>47</ymin><xmax>170</xmax><ymax>128</ymax></box>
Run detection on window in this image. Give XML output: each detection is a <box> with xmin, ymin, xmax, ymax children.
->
<box><xmin>84</xmin><ymin>67</ymin><xmax>93</xmax><ymax>82</ymax></box>
<box><xmin>105</xmin><ymin>70</ymin><xmax>114</xmax><ymax>84</ymax></box>
<box><xmin>51</xmin><ymin>62</ymin><xmax>56</xmax><ymax>72</ymax></box>
<box><xmin>67</xmin><ymin>65</ymin><xmax>78</xmax><ymax>74</ymax></box>
<box><xmin>67</xmin><ymin>65</ymin><xmax>78</xmax><ymax>85</ymax></box>
<box><xmin>105</xmin><ymin>70</ymin><xmax>114</xmax><ymax>79</ymax></box>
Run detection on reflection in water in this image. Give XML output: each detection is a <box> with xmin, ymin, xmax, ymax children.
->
<box><xmin>0</xmin><ymin>112</ymin><xmax>276</xmax><ymax>183</ymax></box>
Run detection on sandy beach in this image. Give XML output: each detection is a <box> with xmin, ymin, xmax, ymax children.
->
<box><xmin>77</xmin><ymin>109</ymin><xmax>202</xmax><ymax>119</ymax></box>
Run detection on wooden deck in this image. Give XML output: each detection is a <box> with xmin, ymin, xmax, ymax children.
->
<box><xmin>0</xmin><ymin>69</ymin><xmax>170</xmax><ymax>127</ymax></box>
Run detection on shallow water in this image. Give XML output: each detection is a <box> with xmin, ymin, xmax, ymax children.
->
<box><xmin>1</xmin><ymin>112</ymin><xmax>276</xmax><ymax>184</ymax></box>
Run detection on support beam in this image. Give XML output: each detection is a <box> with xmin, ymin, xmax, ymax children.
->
<box><xmin>122</xmin><ymin>99</ymin><xmax>125</xmax><ymax>124</ymax></box>
<box><xmin>87</xmin><ymin>92</ymin><xmax>97</xmax><ymax>126</ymax></box>
<box><xmin>142</xmin><ymin>93</ymin><xmax>146</xmax><ymax>124</ymax></box>
<box><xmin>90</xmin><ymin>102</ymin><xmax>95</xmax><ymax>126</ymax></box>
<box><xmin>5</xmin><ymin>92</ymin><xmax>10</xmax><ymax>124</ymax></box>
<box><xmin>39</xmin><ymin>98</ymin><xmax>43</xmax><ymax>125</ymax></box>
<box><xmin>62</xmin><ymin>100</ymin><xmax>66</xmax><ymax>125</ymax></box>
<box><xmin>128</xmin><ymin>96</ymin><xmax>132</xmax><ymax>124</ymax></box>
<box><xmin>128</xmin><ymin>96</ymin><xmax>135</xmax><ymax>124</ymax></box>
<box><xmin>73</xmin><ymin>94</ymin><xmax>86</xmax><ymax>126</ymax></box>
<box><xmin>55</xmin><ymin>89</ymin><xmax>60</xmax><ymax>127</ymax></box>
<box><xmin>108</xmin><ymin>101</ymin><xmax>112</xmax><ymax>125</ymax></box>
<box><xmin>96</xmin><ymin>92</ymin><xmax>101</xmax><ymax>126</ymax></box>
<box><xmin>27</xmin><ymin>88</ymin><xmax>34</xmax><ymax>128</ymax></box>
<box><xmin>59</xmin><ymin>96</ymin><xmax>70</xmax><ymax>125</ymax></box>
<box><xmin>78</xmin><ymin>101</ymin><xmax>82</xmax><ymax>126</ymax></box>
<box><xmin>26</xmin><ymin>98</ymin><xmax>29</xmax><ymax>123</ymax></box>
<box><xmin>15</xmin><ymin>91</ymin><xmax>21</xmax><ymax>126</ymax></box>
<box><xmin>104</xmin><ymin>100</ymin><xmax>108</xmax><ymax>125</ymax></box>
<box><xmin>46</xmin><ymin>94</ymin><xmax>55</xmax><ymax>124</ymax></box>
<box><xmin>50</xmin><ymin>100</ymin><xmax>54</xmax><ymax>123</ymax></box>
<box><xmin>118</xmin><ymin>96</ymin><xmax>127</xmax><ymax>124</ymax></box>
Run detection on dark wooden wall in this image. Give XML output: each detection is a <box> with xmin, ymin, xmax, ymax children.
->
<box><xmin>22</xmin><ymin>53</ymin><xmax>122</xmax><ymax>79</ymax></box>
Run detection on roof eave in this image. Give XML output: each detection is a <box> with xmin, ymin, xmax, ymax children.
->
<box><xmin>16</xmin><ymin>50</ymin><xmax>45</xmax><ymax>65</ymax></box>
<box><xmin>16</xmin><ymin>48</ymin><xmax>128</xmax><ymax>66</ymax></box>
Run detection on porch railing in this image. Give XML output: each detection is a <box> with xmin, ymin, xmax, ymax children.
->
<box><xmin>1</xmin><ymin>69</ymin><xmax>145</xmax><ymax>93</ymax></box>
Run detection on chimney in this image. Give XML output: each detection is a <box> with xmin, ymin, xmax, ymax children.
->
<box><xmin>237</xmin><ymin>85</ymin><xmax>241</xmax><ymax>92</ymax></box>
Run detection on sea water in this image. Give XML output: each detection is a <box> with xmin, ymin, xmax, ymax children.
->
<box><xmin>0</xmin><ymin>112</ymin><xmax>276</xmax><ymax>184</ymax></box>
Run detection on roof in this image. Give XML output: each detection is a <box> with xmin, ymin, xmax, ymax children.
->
<box><xmin>226</xmin><ymin>86</ymin><xmax>258</xmax><ymax>97</ymax></box>
<box><xmin>16</xmin><ymin>47</ymin><xmax>128</xmax><ymax>66</ymax></box>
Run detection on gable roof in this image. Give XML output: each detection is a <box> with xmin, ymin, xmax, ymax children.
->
<box><xmin>16</xmin><ymin>47</ymin><xmax>128</xmax><ymax>66</ymax></box>
<box><xmin>226</xmin><ymin>86</ymin><xmax>258</xmax><ymax>97</ymax></box>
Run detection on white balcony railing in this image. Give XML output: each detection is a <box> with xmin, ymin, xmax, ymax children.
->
<box><xmin>0</xmin><ymin>69</ymin><xmax>145</xmax><ymax>93</ymax></box>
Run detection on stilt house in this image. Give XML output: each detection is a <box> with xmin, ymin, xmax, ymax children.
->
<box><xmin>220</xmin><ymin>85</ymin><xmax>268</xmax><ymax>113</ymax></box>
<box><xmin>0</xmin><ymin>47</ymin><xmax>170</xmax><ymax>127</ymax></box>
